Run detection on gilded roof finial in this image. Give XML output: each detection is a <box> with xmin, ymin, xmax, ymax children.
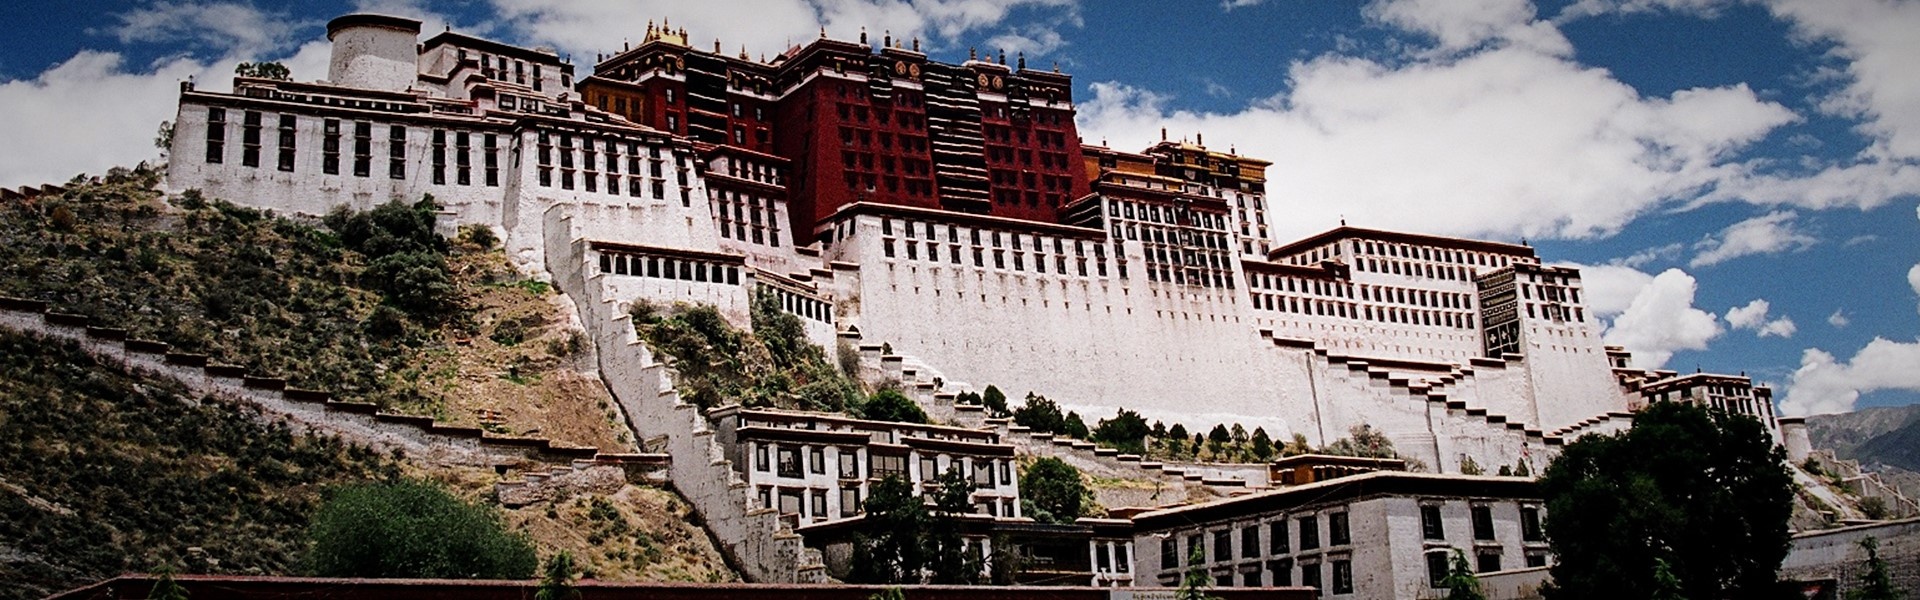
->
<box><xmin>1053</xmin><ymin>61</ymin><xmax>1060</xmax><ymax>73</ymax></box>
<box><xmin>715</xmin><ymin>39</ymin><xmax>722</xmax><ymax>53</ymax></box>
<box><xmin>969</xmin><ymin>46</ymin><xmax>977</xmax><ymax>60</ymax></box>
<box><xmin>1017</xmin><ymin>51</ymin><xmax>1026</xmax><ymax>69</ymax></box>
<box><xmin>740</xmin><ymin>44</ymin><xmax>749</xmax><ymax>60</ymax></box>
<box><xmin>997</xmin><ymin>48</ymin><xmax>1006</xmax><ymax>64</ymax></box>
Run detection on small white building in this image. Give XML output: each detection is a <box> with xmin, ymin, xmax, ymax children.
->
<box><xmin>1130</xmin><ymin>469</ymin><xmax>1550</xmax><ymax>599</ymax></box>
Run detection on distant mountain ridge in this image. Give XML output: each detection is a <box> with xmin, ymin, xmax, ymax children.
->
<box><xmin>1804</xmin><ymin>404</ymin><xmax>1920</xmax><ymax>499</ymax></box>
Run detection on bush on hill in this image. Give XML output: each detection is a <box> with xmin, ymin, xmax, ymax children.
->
<box><xmin>304</xmin><ymin>479</ymin><xmax>537</xmax><ymax>579</ymax></box>
<box><xmin>0</xmin><ymin>329</ymin><xmax>395</xmax><ymax>600</ymax></box>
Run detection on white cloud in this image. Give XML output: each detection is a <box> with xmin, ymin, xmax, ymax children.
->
<box><xmin>1725</xmin><ymin>299</ymin><xmax>1797</xmax><ymax>338</ymax></box>
<box><xmin>1364</xmin><ymin>0</ymin><xmax>1572</xmax><ymax>55</ymax></box>
<box><xmin>1618</xmin><ymin>242</ymin><xmax>1683</xmax><ymax>268</ymax></box>
<box><xmin>1600</xmin><ymin>268</ymin><xmax>1723</xmax><ymax>369</ymax></box>
<box><xmin>1555</xmin><ymin>0</ymin><xmax>1732</xmax><ymax>21</ymax></box>
<box><xmin>0</xmin><ymin>40</ymin><xmax>330</xmax><ymax>188</ymax></box>
<box><xmin>1221</xmin><ymin>0</ymin><xmax>1267</xmax><ymax>10</ymax></box>
<box><xmin>1769</xmin><ymin>0</ymin><xmax>1920</xmax><ymax>161</ymax></box>
<box><xmin>1701</xmin><ymin>159</ymin><xmax>1920</xmax><ymax>210</ymax></box>
<box><xmin>1828</xmin><ymin>309</ymin><xmax>1850</xmax><ymax>328</ymax></box>
<box><xmin>1909</xmin><ymin>262</ymin><xmax>1920</xmax><ymax>313</ymax></box>
<box><xmin>1076</xmin><ymin>4</ymin><xmax>1796</xmax><ymax>244</ymax></box>
<box><xmin>103</xmin><ymin>1</ymin><xmax>301</xmax><ymax>56</ymax></box>
<box><xmin>487</xmin><ymin>0</ymin><xmax>1078</xmax><ymax>65</ymax></box>
<box><xmin>1689</xmin><ymin>210</ymin><xmax>1817</xmax><ymax>267</ymax></box>
<box><xmin>1781</xmin><ymin>337</ymin><xmax>1920</xmax><ymax>416</ymax></box>
<box><xmin>1563</xmin><ymin>261</ymin><xmax>1655</xmax><ymax>317</ymax></box>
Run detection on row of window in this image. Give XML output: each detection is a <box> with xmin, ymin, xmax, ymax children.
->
<box><xmin>750</xmin><ymin>442</ymin><xmax>1013</xmax><ymax>488</ymax></box>
<box><xmin>596</xmin><ymin>251</ymin><xmax>743</xmax><ymax>285</ymax></box>
<box><xmin>1252</xmin><ymin>294</ymin><xmax>1481</xmax><ymax>329</ymax></box>
<box><xmin>1107</xmin><ymin>199</ymin><xmax>1231</xmax><ymax>232</ymax></box>
<box><xmin>206</xmin><ymin>109</ymin><xmax>507</xmax><ymax>186</ymax></box>
<box><xmin>762</xmin><ymin>285</ymin><xmax>831</xmax><ymax>324</ymax></box>
<box><xmin>711</xmin><ymin>188</ymin><xmax>783</xmax><ymax>247</ymax></box>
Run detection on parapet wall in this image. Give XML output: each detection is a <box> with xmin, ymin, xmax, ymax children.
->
<box><xmin>546</xmin><ymin>207</ymin><xmax>825</xmax><ymax>583</ymax></box>
<box><xmin>0</xmin><ymin>298</ymin><xmax>606</xmax><ymax>468</ymax></box>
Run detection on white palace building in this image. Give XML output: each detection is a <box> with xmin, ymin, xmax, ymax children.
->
<box><xmin>155</xmin><ymin>13</ymin><xmax>1814</xmax><ymax>595</ymax></box>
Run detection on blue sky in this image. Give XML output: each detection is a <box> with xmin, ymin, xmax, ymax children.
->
<box><xmin>0</xmin><ymin>0</ymin><xmax>1915</xmax><ymax>415</ymax></box>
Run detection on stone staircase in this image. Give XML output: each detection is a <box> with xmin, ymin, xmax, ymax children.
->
<box><xmin>0</xmin><ymin>297</ymin><xmax>614</xmax><ymax>468</ymax></box>
<box><xmin>544</xmin><ymin>213</ymin><xmax>827</xmax><ymax>583</ymax></box>
<box><xmin>496</xmin><ymin>454</ymin><xmax>671</xmax><ymax>507</ymax></box>
<box><xmin>1269</xmin><ymin>335</ymin><xmax>1561</xmax><ymax>474</ymax></box>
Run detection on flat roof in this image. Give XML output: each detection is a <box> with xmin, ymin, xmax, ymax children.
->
<box><xmin>326</xmin><ymin>14</ymin><xmax>420</xmax><ymax>40</ymax></box>
<box><xmin>1133</xmin><ymin>471</ymin><xmax>1539</xmax><ymax>531</ymax></box>
<box><xmin>1268</xmin><ymin>226</ymin><xmax>1537</xmax><ymax>261</ymax></box>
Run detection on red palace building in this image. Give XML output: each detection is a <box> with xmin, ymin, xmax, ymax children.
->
<box><xmin>578</xmin><ymin>22</ymin><xmax>1092</xmax><ymax>245</ymax></box>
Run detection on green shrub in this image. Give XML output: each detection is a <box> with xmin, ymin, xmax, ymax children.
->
<box><xmin>856</xmin><ymin>389</ymin><xmax>928</xmax><ymax>424</ymax></box>
<box><xmin>304</xmin><ymin>479</ymin><xmax>536</xmax><ymax>579</ymax></box>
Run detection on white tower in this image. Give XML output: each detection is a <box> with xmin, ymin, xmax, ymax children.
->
<box><xmin>326</xmin><ymin>14</ymin><xmax>422</xmax><ymax>92</ymax></box>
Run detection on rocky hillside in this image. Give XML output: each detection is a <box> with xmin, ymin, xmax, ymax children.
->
<box><xmin>1806</xmin><ymin>403</ymin><xmax>1920</xmax><ymax>496</ymax></box>
<box><xmin>0</xmin><ymin>169</ymin><xmax>736</xmax><ymax>595</ymax></box>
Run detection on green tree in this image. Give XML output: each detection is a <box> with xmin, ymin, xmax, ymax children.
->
<box><xmin>926</xmin><ymin>468</ymin><xmax>982</xmax><ymax>584</ymax></box>
<box><xmin>1093</xmin><ymin>408</ymin><xmax>1151</xmax><ymax>454</ymax></box>
<box><xmin>235</xmin><ymin>61</ymin><xmax>291</xmax><ymax>80</ymax></box>
<box><xmin>1321</xmin><ymin>424</ymin><xmax>1398</xmax><ymax>459</ymax></box>
<box><xmin>850</xmin><ymin>475</ymin><xmax>928</xmax><ymax>584</ymax></box>
<box><xmin>147</xmin><ymin>568</ymin><xmax>189</xmax><ymax>600</ymax></box>
<box><xmin>1012</xmin><ymin>393</ymin><xmax>1066</xmax><ymax>434</ymax></box>
<box><xmin>1250</xmin><ymin>427</ymin><xmax>1275</xmax><ymax>460</ymax></box>
<box><xmin>982</xmin><ymin>385</ymin><xmax>1009</xmax><ymax>417</ymax></box>
<box><xmin>1847</xmin><ymin>537</ymin><xmax>1902</xmax><ymax>600</ymax></box>
<box><xmin>1064</xmin><ymin>411</ymin><xmax>1090</xmax><ymax>439</ymax></box>
<box><xmin>535</xmin><ymin>552</ymin><xmax>580</xmax><ymax>600</ymax></box>
<box><xmin>1019</xmin><ymin>457</ymin><xmax>1087</xmax><ymax>524</ymax></box>
<box><xmin>856</xmin><ymin>389</ymin><xmax>928</xmax><ymax>424</ymax></box>
<box><xmin>1283</xmin><ymin>432</ymin><xmax>1313</xmax><ymax>456</ymax></box>
<box><xmin>304</xmin><ymin>479</ymin><xmax>537</xmax><ymax>579</ymax></box>
<box><xmin>1538</xmin><ymin>402</ymin><xmax>1793</xmax><ymax>600</ymax></box>
<box><xmin>1166</xmin><ymin>423</ymin><xmax>1191</xmax><ymax>457</ymax></box>
<box><xmin>1207</xmin><ymin>424</ymin><xmax>1231</xmax><ymax>454</ymax></box>
<box><xmin>1177</xmin><ymin>545</ymin><xmax>1215</xmax><ymax>600</ymax></box>
<box><xmin>1441</xmin><ymin>550</ymin><xmax>1486</xmax><ymax>600</ymax></box>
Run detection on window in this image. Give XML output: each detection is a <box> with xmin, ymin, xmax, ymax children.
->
<box><xmin>276</xmin><ymin>114</ymin><xmax>296</xmax><ymax>172</ymax></box>
<box><xmin>1241</xmin><ymin>526</ymin><xmax>1260</xmax><ymax>559</ymax></box>
<box><xmin>810</xmin><ymin>489</ymin><xmax>827</xmax><ymax>519</ymax></box>
<box><xmin>240</xmin><ymin>110</ymin><xmax>262</xmax><ymax>167</ymax></box>
<box><xmin>1427</xmin><ymin>551</ymin><xmax>1450</xmax><ymax>587</ymax></box>
<box><xmin>754</xmin><ymin>444</ymin><xmax>769</xmax><ymax>472</ymax></box>
<box><xmin>483</xmin><ymin>134</ymin><xmax>499</xmax><ymax>186</ymax></box>
<box><xmin>1329</xmin><ymin>512</ymin><xmax>1350</xmax><ymax>546</ymax></box>
<box><xmin>1331</xmin><ymin>559</ymin><xmax>1353</xmax><ymax>594</ymax></box>
<box><xmin>1213</xmin><ymin>530</ymin><xmax>1231</xmax><ymax>563</ymax></box>
<box><xmin>1472</xmin><ymin>505</ymin><xmax>1495</xmax><ymax>541</ymax></box>
<box><xmin>1422</xmin><ymin>504</ymin><xmax>1445</xmax><ymax>540</ymax></box>
<box><xmin>455</xmin><ymin>132</ymin><xmax>471</xmax><ymax>185</ymax></box>
<box><xmin>431</xmin><ymin>129</ymin><xmax>447</xmax><ymax>184</ymax></box>
<box><xmin>204</xmin><ymin>107</ymin><xmax>226</xmax><ymax>164</ymax></box>
<box><xmin>388</xmin><ymin>125</ymin><xmax>406</xmax><ymax>179</ymax></box>
<box><xmin>870</xmin><ymin>454</ymin><xmax>906</xmax><ymax>479</ymax></box>
<box><xmin>777</xmin><ymin>446</ymin><xmax>801</xmax><ymax>478</ymax></box>
<box><xmin>353</xmin><ymin>122</ymin><xmax>372</xmax><ymax>177</ymax></box>
<box><xmin>810</xmin><ymin>447</ymin><xmax>826</xmax><ymax>474</ymax></box>
<box><xmin>1521</xmin><ymin>507</ymin><xmax>1543</xmax><ymax>542</ymax></box>
<box><xmin>1269</xmin><ymin>559</ymin><xmax>1293</xmax><ymax>586</ymax></box>
<box><xmin>1269</xmin><ymin>520</ymin><xmax>1289</xmax><ymax>554</ymax></box>
<box><xmin>1162</xmin><ymin>537</ymin><xmax>1179</xmax><ymax>570</ymax></box>
<box><xmin>321</xmin><ymin>119</ymin><xmax>340</xmax><ymax>174</ymax></box>
<box><xmin>1300</xmin><ymin>561</ymin><xmax>1322</xmax><ymax>590</ymax></box>
<box><xmin>1476</xmin><ymin>552</ymin><xmax>1502</xmax><ymax>573</ymax></box>
<box><xmin>1298</xmin><ymin>516</ymin><xmax>1320</xmax><ymax>551</ymax></box>
<box><xmin>1187</xmin><ymin>535</ymin><xmax>1203</xmax><ymax>566</ymax></box>
<box><xmin>1241</xmin><ymin>570</ymin><xmax>1261</xmax><ymax>588</ymax></box>
<box><xmin>1525</xmin><ymin>552</ymin><xmax>1548</xmax><ymax>568</ymax></box>
<box><xmin>840</xmin><ymin>487</ymin><xmax>861</xmax><ymax>516</ymax></box>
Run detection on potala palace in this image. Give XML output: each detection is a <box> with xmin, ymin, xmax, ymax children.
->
<box><xmin>131</xmin><ymin>12</ymin><xmax>1912</xmax><ymax>599</ymax></box>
